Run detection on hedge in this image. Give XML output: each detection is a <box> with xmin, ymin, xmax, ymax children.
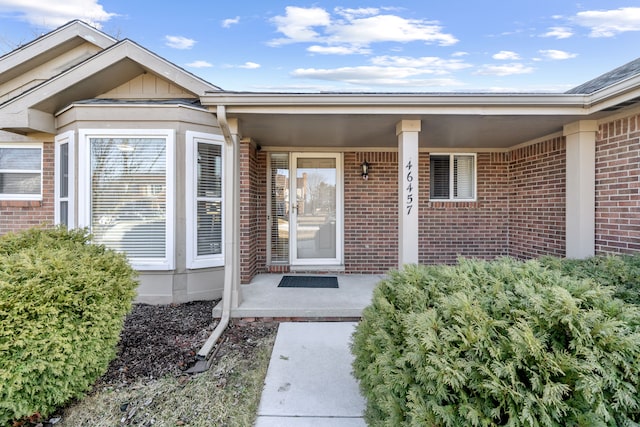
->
<box><xmin>351</xmin><ymin>258</ymin><xmax>640</xmax><ymax>426</ymax></box>
<box><xmin>0</xmin><ymin>227</ymin><xmax>138</xmax><ymax>425</ymax></box>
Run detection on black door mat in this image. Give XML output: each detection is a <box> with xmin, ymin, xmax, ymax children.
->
<box><xmin>278</xmin><ymin>275</ymin><xmax>339</xmax><ymax>288</ymax></box>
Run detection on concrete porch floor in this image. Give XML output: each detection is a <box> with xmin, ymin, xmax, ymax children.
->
<box><xmin>212</xmin><ymin>273</ymin><xmax>385</xmax><ymax>319</ymax></box>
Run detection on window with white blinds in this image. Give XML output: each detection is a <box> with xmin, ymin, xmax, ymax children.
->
<box><xmin>186</xmin><ymin>131</ymin><xmax>224</xmax><ymax>269</ymax></box>
<box><xmin>430</xmin><ymin>153</ymin><xmax>476</xmax><ymax>201</ymax></box>
<box><xmin>79</xmin><ymin>129</ymin><xmax>175</xmax><ymax>270</ymax></box>
<box><xmin>55</xmin><ymin>131</ymin><xmax>74</xmax><ymax>227</ymax></box>
<box><xmin>0</xmin><ymin>144</ymin><xmax>42</xmax><ymax>200</ymax></box>
<box><xmin>269</xmin><ymin>153</ymin><xmax>289</xmax><ymax>264</ymax></box>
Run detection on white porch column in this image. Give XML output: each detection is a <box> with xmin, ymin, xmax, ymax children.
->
<box><xmin>397</xmin><ymin>120</ymin><xmax>421</xmax><ymax>267</ymax></box>
<box><xmin>563</xmin><ymin>120</ymin><xmax>597</xmax><ymax>259</ymax></box>
<box><xmin>226</xmin><ymin>117</ymin><xmax>243</xmax><ymax>308</ymax></box>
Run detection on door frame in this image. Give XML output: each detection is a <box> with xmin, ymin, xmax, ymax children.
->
<box><xmin>289</xmin><ymin>152</ymin><xmax>344</xmax><ymax>266</ymax></box>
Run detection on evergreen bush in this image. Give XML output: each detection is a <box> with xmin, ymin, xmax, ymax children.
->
<box><xmin>0</xmin><ymin>227</ymin><xmax>138</xmax><ymax>425</ymax></box>
<box><xmin>540</xmin><ymin>254</ymin><xmax>640</xmax><ymax>306</ymax></box>
<box><xmin>351</xmin><ymin>258</ymin><xmax>640</xmax><ymax>426</ymax></box>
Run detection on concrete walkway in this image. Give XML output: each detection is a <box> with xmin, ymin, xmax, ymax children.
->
<box><xmin>255</xmin><ymin>322</ymin><xmax>367</xmax><ymax>426</ymax></box>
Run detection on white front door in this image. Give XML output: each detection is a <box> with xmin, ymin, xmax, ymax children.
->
<box><xmin>290</xmin><ymin>153</ymin><xmax>343</xmax><ymax>266</ymax></box>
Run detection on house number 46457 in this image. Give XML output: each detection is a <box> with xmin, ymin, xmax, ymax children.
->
<box><xmin>405</xmin><ymin>160</ymin><xmax>414</xmax><ymax>215</ymax></box>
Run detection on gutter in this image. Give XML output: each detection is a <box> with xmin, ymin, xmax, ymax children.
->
<box><xmin>188</xmin><ymin>104</ymin><xmax>236</xmax><ymax>373</ymax></box>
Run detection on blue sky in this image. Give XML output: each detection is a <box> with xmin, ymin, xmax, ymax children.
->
<box><xmin>0</xmin><ymin>1</ymin><xmax>639</xmax><ymax>93</ymax></box>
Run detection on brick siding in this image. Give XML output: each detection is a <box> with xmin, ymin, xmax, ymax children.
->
<box><xmin>509</xmin><ymin>138</ymin><xmax>566</xmax><ymax>259</ymax></box>
<box><xmin>420</xmin><ymin>152</ymin><xmax>510</xmax><ymax>264</ymax></box>
<box><xmin>595</xmin><ymin>113</ymin><xmax>640</xmax><ymax>254</ymax></box>
<box><xmin>0</xmin><ymin>141</ymin><xmax>55</xmax><ymax>235</ymax></box>
<box><xmin>344</xmin><ymin>152</ymin><xmax>399</xmax><ymax>272</ymax></box>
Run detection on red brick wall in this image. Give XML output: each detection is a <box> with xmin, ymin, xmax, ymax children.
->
<box><xmin>508</xmin><ymin>138</ymin><xmax>566</xmax><ymax>259</ymax></box>
<box><xmin>344</xmin><ymin>152</ymin><xmax>399</xmax><ymax>272</ymax></box>
<box><xmin>239</xmin><ymin>142</ymin><xmax>268</xmax><ymax>283</ymax></box>
<box><xmin>0</xmin><ymin>141</ymin><xmax>55</xmax><ymax>235</ymax></box>
<box><xmin>420</xmin><ymin>152</ymin><xmax>510</xmax><ymax>264</ymax></box>
<box><xmin>595</xmin><ymin>112</ymin><xmax>640</xmax><ymax>254</ymax></box>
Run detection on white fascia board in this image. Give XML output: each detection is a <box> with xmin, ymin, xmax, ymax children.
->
<box><xmin>0</xmin><ymin>21</ymin><xmax>115</xmax><ymax>74</ymax></box>
<box><xmin>201</xmin><ymin>92</ymin><xmax>591</xmax><ymax>116</ymax></box>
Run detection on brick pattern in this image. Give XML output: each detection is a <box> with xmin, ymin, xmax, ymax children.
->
<box><xmin>344</xmin><ymin>152</ymin><xmax>399</xmax><ymax>272</ymax></box>
<box><xmin>239</xmin><ymin>142</ymin><xmax>268</xmax><ymax>283</ymax></box>
<box><xmin>509</xmin><ymin>138</ymin><xmax>566</xmax><ymax>259</ymax></box>
<box><xmin>420</xmin><ymin>152</ymin><xmax>510</xmax><ymax>264</ymax></box>
<box><xmin>0</xmin><ymin>141</ymin><xmax>55</xmax><ymax>235</ymax></box>
<box><xmin>595</xmin><ymin>113</ymin><xmax>640</xmax><ymax>254</ymax></box>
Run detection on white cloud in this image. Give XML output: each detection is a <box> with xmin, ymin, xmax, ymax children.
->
<box><xmin>474</xmin><ymin>63</ymin><xmax>534</xmax><ymax>76</ymax></box>
<box><xmin>269</xmin><ymin>6</ymin><xmax>457</xmax><ymax>49</ymax></box>
<box><xmin>493</xmin><ymin>50</ymin><xmax>520</xmax><ymax>60</ymax></box>
<box><xmin>541</xmin><ymin>26</ymin><xmax>574</xmax><ymax>39</ymax></box>
<box><xmin>307</xmin><ymin>45</ymin><xmax>371</xmax><ymax>55</ymax></box>
<box><xmin>165</xmin><ymin>35</ymin><xmax>195</xmax><ymax>50</ymax></box>
<box><xmin>222</xmin><ymin>16</ymin><xmax>240</xmax><ymax>28</ymax></box>
<box><xmin>538</xmin><ymin>49</ymin><xmax>577</xmax><ymax>60</ymax></box>
<box><xmin>239</xmin><ymin>62</ymin><xmax>261</xmax><ymax>69</ymax></box>
<box><xmin>0</xmin><ymin>0</ymin><xmax>116</xmax><ymax>29</ymax></box>
<box><xmin>370</xmin><ymin>55</ymin><xmax>472</xmax><ymax>73</ymax></box>
<box><xmin>270</xmin><ymin>6</ymin><xmax>331</xmax><ymax>44</ymax></box>
<box><xmin>292</xmin><ymin>66</ymin><xmax>463</xmax><ymax>88</ymax></box>
<box><xmin>186</xmin><ymin>60</ymin><xmax>212</xmax><ymax>68</ymax></box>
<box><xmin>451</xmin><ymin>51</ymin><xmax>469</xmax><ymax>57</ymax></box>
<box><xmin>290</xmin><ymin>53</ymin><xmax>470</xmax><ymax>88</ymax></box>
<box><xmin>573</xmin><ymin>7</ymin><xmax>640</xmax><ymax>37</ymax></box>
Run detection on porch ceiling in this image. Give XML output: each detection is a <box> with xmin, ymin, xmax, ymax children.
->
<box><xmin>229</xmin><ymin>112</ymin><xmax>598</xmax><ymax>149</ymax></box>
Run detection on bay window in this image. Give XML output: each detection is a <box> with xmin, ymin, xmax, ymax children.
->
<box><xmin>79</xmin><ymin>129</ymin><xmax>175</xmax><ymax>270</ymax></box>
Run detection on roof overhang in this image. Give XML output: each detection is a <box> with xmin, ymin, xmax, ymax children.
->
<box><xmin>0</xmin><ymin>39</ymin><xmax>220</xmax><ymax>134</ymax></box>
<box><xmin>201</xmin><ymin>86</ymin><xmax>640</xmax><ymax>149</ymax></box>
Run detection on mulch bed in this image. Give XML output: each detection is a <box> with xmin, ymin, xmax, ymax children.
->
<box><xmin>98</xmin><ymin>300</ymin><xmax>278</xmax><ymax>387</ymax></box>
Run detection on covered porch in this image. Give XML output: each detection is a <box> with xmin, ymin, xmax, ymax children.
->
<box><xmin>212</xmin><ymin>273</ymin><xmax>383</xmax><ymax>319</ymax></box>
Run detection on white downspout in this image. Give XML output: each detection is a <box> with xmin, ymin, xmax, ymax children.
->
<box><xmin>192</xmin><ymin>104</ymin><xmax>237</xmax><ymax>368</ymax></box>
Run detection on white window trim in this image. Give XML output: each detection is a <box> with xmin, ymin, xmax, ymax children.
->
<box><xmin>429</xmin><ymin>153</ymin><xmax>477</xmax><ymax>202</ymax></box>
<box><xmin>186</xmin><ymin>131</ymin><xmax>225</xmax><ymax>269</ymax></box>
<box><xmin>0</xmin><ymin>142</ymin><xmax>43</xmax><ymax>201</ymax></box>
<box><xmin>78</xmin><ymin>129</ymin><xmax>175</xmax><ymax>271</ymax></box>
<box><xmin>54</xmin><ymin>131</ymin><xmax>75</xmax><ymax>226</ymax></box>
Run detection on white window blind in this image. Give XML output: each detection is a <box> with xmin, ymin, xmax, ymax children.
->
<box><xmin>90</xmin><ymin>137</ymin><xmax>167</xmax><ymax>259</ymax></box>
<box><xmin>196</xmin><ymin>142</ymin><xmax>222</xmax><ymax>257</ymax></box>
<box><xmin>0</xmin><ymin>145</ymin><xmax>42</xmax><ymax>199</ymax></box>
<box><xmin>185</xmin><ymin>131</ymin><xmax>224</xmax><ymax>269</ymax></box>
<box><xmin>55</xmin><ymin>132</ymin><xmax>74</xmax><ymax>227</ymax></box>
<box><xmin>269</xmin><ymin>153</ymin><xmax>289</xmax><ymax>264</ymax></box>
<box><xmin>430</xmin><ymin>153</ymin><xmax>476</xmax><ymax>201</ymax></box>
<box><xmin>454</xmin><ymin>155</ymin><xmax>475</xmax><ymax>199</ymax></box>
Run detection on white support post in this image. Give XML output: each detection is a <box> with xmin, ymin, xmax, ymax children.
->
<box><xmin>563</xmin><ymin>120</ymin><xmax>597</xmax><ymax>259</ymax></box>
<box><xmin>397</xmin><ymin>120</ymin><xmax>421</xmax><ymax>267</ymax></box>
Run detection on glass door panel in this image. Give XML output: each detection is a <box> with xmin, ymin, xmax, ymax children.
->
<box><xmin>291</xmin><ymin>154</ymin><xmax>340</xmax><ymax>264</ymax></box>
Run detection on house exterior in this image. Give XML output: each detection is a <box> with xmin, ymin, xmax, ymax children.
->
<box><xmin>2</xmin><ymin>21</ymin><xmax>640</xmax><ymax>305</ymax></box>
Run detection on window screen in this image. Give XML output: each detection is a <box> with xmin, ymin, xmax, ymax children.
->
<box><xmin>90</xmin><ymin>138</ymin><xmax>167</xmax><ymax>258</ymax></box>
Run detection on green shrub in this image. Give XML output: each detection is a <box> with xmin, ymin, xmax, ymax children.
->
<box><xmin>0</xmin><ymin>227</ymin><xmax>138</xmax><ymax>425</ymax></box>
<box><xmin>351</xmin><ymin>258</ymin><xmax>640</xmax><ymax>427</ymax></box>
<box><xmin>540</xmin><ymin>254</ymin><xmax>640</xmax><ymax>305</ymax></box>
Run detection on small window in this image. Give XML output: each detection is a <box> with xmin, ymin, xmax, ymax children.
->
<box><xmin>55</xmin><ymin>132</ymin><xmax>75</xmax><ymax>227</ymax></box>
<box><xmin>186</xmin><ymin>131</ymin><xmax>224</xmax><ymax>269</ymax></box>
<box><xmin>0</xmin><ymin>144</ymin><xmax>42</xmax><ymax>200</ymax></box>
<box><xmin>430</xmin><ymin>154</ymin><xmax>476</xmax><ymax>201</ymax></box>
